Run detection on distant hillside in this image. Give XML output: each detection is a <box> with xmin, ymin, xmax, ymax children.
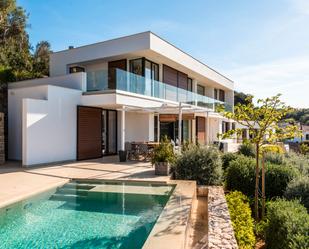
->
<box><xmin>234</xmin><ymin>91</ymin><xmax>309</xmax><ymax>125</ymax></box>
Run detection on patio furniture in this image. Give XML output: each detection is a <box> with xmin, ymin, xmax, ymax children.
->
<box><xmin>139</xmin><ymin>143</ymin><xmax>151</xmax><ymax>161</ymax></box>
<box><xmin>125</xmin><ymin>142</ymin><xmax>134</xmax><ymax>160</ymax></box>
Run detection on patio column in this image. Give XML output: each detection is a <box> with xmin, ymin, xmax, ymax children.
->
<box><xmin>120</xmin><ymin>109</ymin><xmax>125</xmax><ymax>151</ymax></box>
<box><xmin>206</xmin><ymin>112</ymin><xmax>210</xmax><ymax>145</ymax></box>
<box><xmin>178</xmin><ymin>103</ymin><xmax>182</xmax><ymax>146</ymax></box>
<box><xmin>157</xmin><ymin>114</ymin><xmax>160</xmax><ymax>142</ymax></box>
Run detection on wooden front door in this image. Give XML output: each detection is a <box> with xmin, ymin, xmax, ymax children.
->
<box><xmin>108</xmin><ymin>59</ymin><xmax>127</xmax><ymax>89</ymax></box>
<box><xmin>196</xmin><ymin>116</ymin><xmax>206</xmax><ymax>145</ymax></box>
<box><xmin>77</xmin><ymin>106</ymin><xmax>102</xmax><ymax>160</ymax></box>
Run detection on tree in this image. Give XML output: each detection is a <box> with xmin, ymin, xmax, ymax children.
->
<box><xmin>234</xmin><ymin>91</ymin><xmax>253</xmax><ymax>105</ymax></box>
<box><xmin>33</xmin><ymin>41</ymin><xmax>51</xmax><ymax>76</ymax></box>
<box><xmin>0</xmin><ymin>0</ymin><xmax>33</xmax><ymax>73</ymax></box>
<box><xmin>219</xmin><ymin>94</ymin><xmax>301</xmax><ymax>220</ymax></box>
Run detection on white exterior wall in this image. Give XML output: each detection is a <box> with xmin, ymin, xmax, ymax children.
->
<box><xmin>124</xmin><ymin>112</ymin><xmax>154</xmax><ymax>142</ymax></box>
<box><xmin>21</xmin><ymin>86</ymin><xmax>81</xmax><ymax>166</ymax></box>
<box><xmin>8</xmin><ymin>86</ymin><xmax>48</xmax><ymax>160</ymax></box>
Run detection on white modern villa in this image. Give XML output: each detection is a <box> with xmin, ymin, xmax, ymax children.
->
<box><xmin>8</xmin><ymin>31</ymin><xmax>237</xmax><ymax>166</ymax></box>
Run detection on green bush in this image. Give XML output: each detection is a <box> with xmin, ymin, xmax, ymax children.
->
<box><xmin>226</xmin><ymin>156</ymin><xmax>298</xmax><ymax>198</ymax></box>
<box><xmin>264</xmin><ymin>152</ymin><xmax>284</xmax><ymax>165</ymax></box>
<box><xmin>221</xmin><ymin>152</ymin><xmax>238</xmax><ymax>171</ymax></box>
<box><xmin>265</xmin><ymin>199</ymin><xmax>309</xmax><ymax>249</ymax></box>
<box><xmin>226</xmin><ymin>191</ymin><xmax>255</xmax><ymax>249</ymax></box>
<box><xmin>265</xmin><ymin>163</ymin><xmax>299</xmax><ymax>198</ymax></box>
<box><xmin>284</xmin><ymin>176</ymin><xmax>309</xmax><ymax>211</ymax></box>
<box><xmin>225</xmin><ymin>155</ymin><xmax>256</xmax><ymax>197</ymax></box>
<box><xmin>238</xmin><ymin>143</ymin><xmax>256</xmax><ymax>157</ymax></box>
<box><xmin>173</xmin><ymin>145</ymin><xmax>222</xmax><ymax>185</ymax></box>
<box><xmin>284</xmin><ymin>152</ymin><xmax>309</xmax><ymax>176</ymax></box>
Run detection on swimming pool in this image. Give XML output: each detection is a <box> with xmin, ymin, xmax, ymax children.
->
<box><xmin>0</xmin><ymin>180</ymin><xmax>174</xmax><ymax>249</ymax></box>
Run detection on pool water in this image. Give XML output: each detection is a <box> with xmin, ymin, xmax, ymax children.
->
<box><xmin>0</xmin><ymin>180</ymin><xmax>174</xmax><ymax>249</ymax></box>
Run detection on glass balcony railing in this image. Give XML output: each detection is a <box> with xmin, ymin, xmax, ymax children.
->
<box><xmin>86</xmin><ymin>68</ymin><xmax>232</xmax><ymax>112</ymax></box>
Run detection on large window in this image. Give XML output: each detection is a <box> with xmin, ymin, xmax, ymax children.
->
<box><xmin>187</xmin><ymin>78</ymin><xmax>193</xmax><ymax>92</ymax></box>
<box><xmin>129</xmin><ymin>58</ymin><xmax>159</xmax><ymax>96</ymax></box>
<box><xmin>197</xmin><ymin>84</ymin><xmax>205</xmax><ymax>96</ymax></box>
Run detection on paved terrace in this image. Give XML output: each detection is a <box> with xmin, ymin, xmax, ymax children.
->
<box><xmin>0</xmin><ymin>156</ymin><xmax>168</xmax><ymax>208</ymax></box>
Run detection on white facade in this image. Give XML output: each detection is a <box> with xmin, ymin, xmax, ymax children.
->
<box><xmin>8</xmin><ymin>31</ymin><xmax>235</xmax><ymax>166</ymax></box>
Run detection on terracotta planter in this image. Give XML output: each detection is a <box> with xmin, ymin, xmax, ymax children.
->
<box><xmin>155</xmin><ymin>162</ymin><xmax>170</xmax><ymax>176</ymax></box>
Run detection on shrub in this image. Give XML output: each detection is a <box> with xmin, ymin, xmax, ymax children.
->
<box><xmin>221</xmin><ymin>152</ymin><xmax>238</xmax><ymax>171</ymax></box>
<box><xmin>238</xmin><ymin>143</ymin><xmax>256</xmax><ymax>157</ymax></box>
<box><xmin>265</xmin><ymin>163</ymin><xmax>299</xmax><ymax>198</ymax></box>
<box><xmin>151</xmin><ymin>136</ymin><xmax>175</xmax><ymax>165</ymax></box>
<box><xmin>264</xmin><ymin>152</ymin><xmax>284</xmax><ymax>165</ymax></box>
<box><xmin>173</xmin><ymin>145</ymin><xmax>222</xmax><ymax>185</ymax></box>
<box><xmin>300</xmin><ymin>142</ymin><xmax>309</xmax><ymax>155</ymax></box>
<box><xmin>284</xmin><ymin>176</ymin><xmax>309</xmax><ymax>211</ymax></box>
<box><xmin>261</xmin><ymin>144</ymin><xmax>284</xmax><ymax>154</ymax></box>
<box><xmin>265</xmin><ymin>199</ymin><xmax>309</xmax><ymax>249</ymax></box>
<box><xmin>226</xmin><ymin>156</ymin><xmax>299</xmax><ymax>198</ymax></box>
<box><xmin>225</xmin><ymin>155</ymin><xmax>256</xmax><ymax>197</ymax></box>
<box><xmin>226</xmin><ymin>191</ymin><xmax>255</xmax><ymax>249</ymax></box>
<box><xmin>284</xmin><ymin>152</ymin><xmax>309</xmax><ymax>176</ymax></box>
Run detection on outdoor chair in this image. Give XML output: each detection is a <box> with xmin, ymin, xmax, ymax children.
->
<box><xmin>139</xmin><ymin>143</ymin><xmax>150</xmax><ymax>161</ymax></box>
<box><xmin>125</xmin><ymin>142</ymin><xmax>134</xmax><ymax>160</ymax></box>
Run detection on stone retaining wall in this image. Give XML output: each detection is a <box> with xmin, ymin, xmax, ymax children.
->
<box><xmin>0</xmin><ymin>113</ymin><xmax>4</xmax><ymax>164</ymax></box>
<box><xmin>194</xmin><ymin>186</ymin><xmax>238</xmax><ymax>249</ymax></box>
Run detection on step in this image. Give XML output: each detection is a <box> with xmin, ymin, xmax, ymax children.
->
<box><xmin>61</xmin><ymin>182</ymin><xmax>95</xmax><ymax>190</ymax></box>
<box><xmin>49</xmin><ymin>193</ymin><xmax>87</xmax><ymax>202</ymax></box>
<box><xmin>56</xmin><ymin>188</ymin><xmax>89</xmax><ymax>196</ymax></box>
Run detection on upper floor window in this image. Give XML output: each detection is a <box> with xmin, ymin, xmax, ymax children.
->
<box><xmin>197</xmin><ymin>84</ymin><xmax>205</xmax><ymax>96</ymax></box>
<box><xmin>129</xmin><ymin>58</ymin><xmax>159</xmax><ymax>81</ymax></box>
<box><xmin>187</xmin><ymin>78</ymin><xmax>193</xmax><ymax>92</ymax></box>
<box><xmin>214</xmin><ymin>88</ymin><xmax>225</xmax><ymax>102</ymax></box>
<box><xmin>69</xmin><ymin>66</ymin><xmax>85</xmax><ymax>74</ymax></box>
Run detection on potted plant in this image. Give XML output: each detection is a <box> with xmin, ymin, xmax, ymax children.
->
<box><xmin>151</xmin><ymin>136</ymin><xmax>175</xmax><ymax>175</ymax></box>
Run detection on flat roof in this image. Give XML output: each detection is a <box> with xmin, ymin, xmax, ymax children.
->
<box><xmin>53</xmin><ymin>31</ymin><xmax>233</xmax><ymax>85</ymax></box>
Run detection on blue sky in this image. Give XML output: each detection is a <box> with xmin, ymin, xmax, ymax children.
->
<box><xmin>19</xmin><ymin>0</ymin><xmax>309</xmax><ymax>108</ymax></box>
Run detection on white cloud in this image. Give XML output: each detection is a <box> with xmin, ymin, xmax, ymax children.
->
<box><xmin>226</xmin><ymin>56</ymin><xmax>309</xmax><ymax>108</ymax></box>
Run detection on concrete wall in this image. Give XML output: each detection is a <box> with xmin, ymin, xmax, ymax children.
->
<box><xmin>0</xmin><ymin>113</ymin><xmax>4</xmax><ymax>164</ymax></box>
<box><xmin>124</xmin><ymin>112</ymin><xmax>154</xmax><ymax>142</ymax></box>
<box><xmin>50</xmin><ymin>32</ymin><xmax>151</xmax><ymax>76</ymax></box>
<box><xmin>22</xmin><ymin>86</ymin><xmax>82</xmax><ymax>166</ymax></box>
<box><xmin>8</xmin><ymin>72</ymin><xmax>86</xmax><ymax>92</ymax></box>
<box><xmin>8</xmin><ymin>86</ymin><xmax>48</xmax><ymax>160</ymax></box>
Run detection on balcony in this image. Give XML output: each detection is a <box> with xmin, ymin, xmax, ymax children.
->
<box><xmin>86</xmin><ymin>68</ymin><xmax>232</xmax><ymax>112</ymax></box>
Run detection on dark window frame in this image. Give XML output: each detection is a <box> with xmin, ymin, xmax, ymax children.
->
<box><xmin>197</xmin><ymin>84</ymin><xmax>205</xmax><ymax>96</ymax></box>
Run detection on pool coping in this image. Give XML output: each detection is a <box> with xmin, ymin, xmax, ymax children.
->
<box><xmin>142</xmin><ymin>179</ymin><xmax>196</xmax><ymax>249</ymax></box>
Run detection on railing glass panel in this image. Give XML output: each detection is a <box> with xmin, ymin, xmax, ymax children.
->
<box><xmin>86</xmin><ymin>68</ymin><xmax>232</xmax><ymax>111</ymax></box>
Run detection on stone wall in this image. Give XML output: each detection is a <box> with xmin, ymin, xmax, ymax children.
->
<box><xmin>0</xmin><ymin>112</ymin><xmax>4</xmax><ymax>164</ymax></box>
<box><xmin>194</xmin><ymin>186</ymin><xmax>238</xmax><ymax>249</ymax></box>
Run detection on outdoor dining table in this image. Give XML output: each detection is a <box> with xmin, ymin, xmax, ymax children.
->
<box><xmin>130</xmin><ymin>142</ymin><xmax>159</xmax><ymax>160</ymax></box>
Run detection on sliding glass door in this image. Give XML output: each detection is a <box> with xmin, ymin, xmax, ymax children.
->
<box><xmin>102</xmin><ymin>110</ymin><xmax>117</xmax><ymax>155</ymax></box>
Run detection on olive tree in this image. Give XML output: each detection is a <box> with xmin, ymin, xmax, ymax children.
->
<box><xmin>219</xmin><ymin>94</ymin><xmax>301</xmax><ymax>220</ymax></box>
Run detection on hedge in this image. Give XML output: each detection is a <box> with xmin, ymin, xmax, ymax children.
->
<box><xmin>265</xmin><ymin>199</ymin><xmax>309</xmax><ymax>249</ymax></box>
<box><xmin>221</xmin><ymin>152</ymin><xmax>238</xmax><ymax>171</ymax></box>
<box><xmin>225</xmin><ymin>155</ymin><xmax>299</xmax><ymax>198</ymax></box>
<box><xmin>284</xmin><ymin>176</ymin><xmax>309</xmax><ymax>211</ymax></box>
<box><xmin>173</xmin><ymin>145</ymin><xmax>222</xmax><ymax>185</ymax></box>
<box><xmin>225</xmin><ymin>155</ymin><xmax>256</xmax><ymax>197</ymax></box>
<box><xmin>238</xmin><ymin>143</ymin><xmax>256</xmax><ymax>157</ymax></box>
<box><xmin>226</xmin><ymin>191</ymin><xmax>255</xmax><ymax>249</ymax></box>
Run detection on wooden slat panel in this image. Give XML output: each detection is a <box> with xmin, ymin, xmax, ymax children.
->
<box><xmin>178</xmin><ymin>71</ymin><xmax>188</xmax><ymax>90</ymax></box>
<box><xmin>163</xmin><ymin>65</ymin><xmax>178</xmax><ymax>87</ymax></box>
<box><xmin>196</xmin><ymin>116</ymin><xmax>205</xmax><ymax>145</ymax></box>
<box><xmin>159</xmin><ymin>114</ymin><xmax>195</xmax><ymax>122</ymax></box>
<box><xmin>77</xmin><ymin>106</ymin><xmax>102</xmax><ymax>160</ymax></box>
